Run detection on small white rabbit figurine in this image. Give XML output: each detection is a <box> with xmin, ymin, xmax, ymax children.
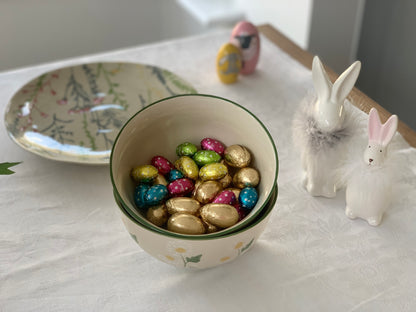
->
<box><xmin>293</xmin><ymin>55</ymin><xmax>361</xmax><ymax>197</ymax></box>
<box><xmin>345</xmin><ymin>107</ymin><xmax>398</xmax><ymax>226</ymax></box>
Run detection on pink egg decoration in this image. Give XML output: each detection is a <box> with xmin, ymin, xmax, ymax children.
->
<box><xmin>167</xmin><ymin>178</ymin><xmax>195</xmax><ymax>197</ymax></box>
<box><xmin>230</xmin><ymin>21</ymin><xmax>260</xmax><ymax>75</ymax></box>
<box><xmin>151</xmin><ymin>155</ymin><xmax>175</xmax><ymax>175</ymax></box>
<box><xmin>200</xmin><ymin>137</ymin><xmax>226</xmax><ymax>156</ymax></box>
<box><xmin>233</xmin><ymin>202</ymin><xmax>247</xmax><ymax>221</ymax></box>
<box><xmin>212</xmin><ymin>190</ymin><xmax>237</xmax><ymax>205</ymax></box>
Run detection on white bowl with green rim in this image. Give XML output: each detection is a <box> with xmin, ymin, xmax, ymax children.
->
<box><xmin>110</xmin><ymin>94</ymin><xmax>278</xmax><ymax>238</ymax></box>
<box><xmin>115</xmin><ymin>183</ymin><xmax>277</xmax><ymax>269</ymax></box>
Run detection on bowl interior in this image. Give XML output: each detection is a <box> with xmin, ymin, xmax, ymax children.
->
<box><xmin>111</xmin><ymin>94</ymin><xmax>278</xmax><ymax>237</ymax></box>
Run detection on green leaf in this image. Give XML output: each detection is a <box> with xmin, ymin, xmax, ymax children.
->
<box><xmin>0</xmin><ymin>162</ymin><xmax>21</xmax><ymax>175</ymax></box>
<box><xmin>241</xmin><ymin>238</ymin><xmax>254</xmax><ymax>253</ymax></box>
<box><xmin>185</xmin><ymin>254</ymin><xmax>202</xmax><ymax>263</ymax></box>
<box><xmin>129</xmin><ymin>233</ymin><xmax>138</xmax><ymax>243</ymax></box>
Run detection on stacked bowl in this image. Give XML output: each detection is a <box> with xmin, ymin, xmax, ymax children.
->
<box><xmin>110</xmin><ymin>94</ymin><xmax>278</xmax><ymax>269</ymax></box>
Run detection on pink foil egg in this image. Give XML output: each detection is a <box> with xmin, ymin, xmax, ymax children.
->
<box><xmin>151</xmin><ymin>155</ymin><xmax>175</xmax><ymax>175</ymax></box>
<box><xmin>167</xmin><ymin>178</ymin><xmax>195</xmax><ymax>197</ymax></box>
<box><xmin>233</xmin><ymin>202</ymin><xmax>247</xmax><ymax>221</ymax></box>
<box><xmin>230</xmin><ymin>21</ymin><xmax>260</xmax><ymax>75</ymax></box>
<box><xmin>201</xmin><ymin>137</ymin><xmax>226</xmax><ymax>156</ymax></box>
<box><xmin>212</xmin><ymin>190</ymin><xmax>237</xmax><ymax>205</ymax></box>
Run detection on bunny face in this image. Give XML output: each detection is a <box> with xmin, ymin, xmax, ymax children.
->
<box><xmin>312</xmin><ymin>56</ymin><xmax>361</xmax><ymax>132</ymax></box>
<box><xmin>364</xmin><ymin>141</ymin><xmax>387</xmax><ymax>166</ymax></box>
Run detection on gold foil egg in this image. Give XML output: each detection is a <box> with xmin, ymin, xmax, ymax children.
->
<box><xmin>167</xmin><ymin>213</ymin><xmax>206</xmax><ymax>235</ymax></box>
<box><xmin>225</xmin><ymin>188</ymin><xmax>241</xmax><ymax>200</ymax></box>
<box><xmin>131</xmin><ymin>165</ymin><xmax>159</xmax><ymax>183</ymax></box>
<box><xmin>153</xmin><ymin>174</ymin><xmax>168</xmax><ymax>186</ymax></box>
<box><xmin>202</xmin><ymin>220</ymin><xmax>219</xmax><ymax>233</ymax></box>
<box><xmin>218</xmin><ymin>173</ymin><xmax>232</xmax><ymax>188</ymax></box>
<box><xmin>200</xmin><ymin>203</ymin><xmax>239</xmax><ymax>228</ymax></box>
<box><xmin>233</xmin><ymin>167</ymin><xmax>260</xmax><ymax>188</ymax></box>
<box><xmin>146</xmin><ymin>204</ymin><xmax>168</xmax><ymax>227</ymax></box>
<box><xmin>216</xmin><ymin>43</ymin><xmax>242</xmax><ymax>84</ymax></box>
<box><xmin>175</xmin><ymin>156</ymin><xmax>199</xmax><ymax>180</ymax></box>
<box><xmin>165</xmin><ymin>197</ymin><xmax>201</xmax><ymax>216</ymax></box>
<box><xmin>199</xmin><ymin>163</ymin><xmax>228</xmax><ymax>181</ymax></box>
<box><xmin>193</xmin><ymin>180</ymin><xmax>223</xmax><ymax>204</ymax></box>
<box><xmin>224</xmin><ymin>145</ymin><xmax>251</xmax><ymax>168</ymax></box>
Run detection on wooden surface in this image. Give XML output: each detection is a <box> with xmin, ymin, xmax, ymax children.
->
<box><xmin>258</xmin><ymin>24</ymin><xmax>416</xmax><ymax>147</ymax></box>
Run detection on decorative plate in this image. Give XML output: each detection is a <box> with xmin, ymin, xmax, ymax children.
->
<box><xmin>4</xmin><ymin>62</ymin><xmax>196</xmax><ymax>164</ymax></box>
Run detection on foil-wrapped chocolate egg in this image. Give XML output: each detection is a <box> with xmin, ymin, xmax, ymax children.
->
<box><xmin>193</xmin><ymin>150</ymin><xmax>221</xmax><ymax>167</ymax></box>
<box><xmin>200</xmin><ymin>203</ymin><xmax>239</xmax><ymax>228</ymax></box>
<box><xmin>225</xmin><ymin>187</ymin><xmax>241</xmax><ymax>200</ymax></box>
<box><xmin>218</xmin><ymin>173</ymin><xmax>232</xmax><ymax>188</ymax></box>
<box><xmin>167</xmin><ymin>178</ymin><xmax>194</xmax><ymax>197</ymax></box>
<box><xmin>167</xmin><ymin>169</ymin><xmax>184</xmax><ymax>182</ymax></box>
<box><xmin>233</xmin><ymin>167</ymin><xmax>260</xmax><ymax>188</ymax></box>
<box><xmin>144</xmin><ymin>184</ymin><xmax>168</xmax><ymax>206</ymax></box>
<box><xmin>167</xmin><ymin>213</ymin><xmax>206</xmax><ymax>235</ymax></box>
<box><xmin>151</xmin><ymin>155</ymin><xmax>175</xmax><ymax>175</ymax></box>
<box><xmin>193</xmin><ymin>180</ymin><xmax>223</xmax><ymax>204</ymax></box>
<box><xmin>202</xmin><ymin>220</ymin><xmax>219</xmax><ymax>233</ymax></box>
<box><xmin>238</xmin><ymin>187</ymin><xmax>258</xmax><ymax>210</ymax></box>
<box><xmin>199</xmin><ymin>163</ymin><xmax>228</xmax><ymax>181</ymax></box>
<box><xmin>175</xmin><ymin>156</ymin><xmax>199</xmax><ymax>180</ymax></box>
<box><xmin>233</xmin><ymin>202</ymin><xmax>247</xmax><ymax>221</ymax></box>
<box><xmin>133</xmin><ymin>184</ymin><xmax>150</xmax><ymax>209</ymax></box>
<box><xmin>217</xmin><ymin>42</ymin><xmax>242</xmax><ymax>84</ymax></box>
<box><xmin>131</xmin><ymin>165</ymin><xmax>158</xmax><ymax>183</ymax></box>
<box><xmin>212</xmin><ymin>190</ymin><xmax>237</xmax><ymax>205</ymax></box>
<box><xmin>153</xmin><ymin>174</ymin><xmax>168</xmax><ymax>186</ymax></box>
<box><xmin>176</xmin><ymin>142</ymin><xmax>198</xmax><ymax>157</ymax></box>
<box><xmin>201</xmin><ymin>138</ymin><xmax>226</xmax><ymax>156</ymax></box>
<box><xmin>224</xmin><ymin>145</ymin><xmax>251</xmax><ymax>168</ymax></box>
<box><xmin>191</xmin><ymin>179</ymin><xmax>203</xmax><ymax>197</ymax></box>
<box><xmin>165</xmin><ymin>197</ymin><xmax>201</xmax><ymax>216</ymax></box>
<box><xmin>146</xmin><ymin>204</ymin><xmax>168</xmax><ymax>227</ymax></box>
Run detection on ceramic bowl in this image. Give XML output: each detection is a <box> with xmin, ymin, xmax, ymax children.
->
<box><xmin>116</xmin><ymin>184</ymin><xmax>277</xmax><ymax>269</ymax></box>
<box><xmin>110</xmin><ymin>94</ymin><xmax>278</xmax><ymax>238</ymax></box>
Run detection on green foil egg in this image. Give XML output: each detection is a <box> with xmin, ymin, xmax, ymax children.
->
<box><xmin>176</xmin><ymin>142</ymin><xmax>198</xmax><ymax>157</ymax></box>
<box><xmin>193</xmin><ymin>150</ymin><xmax>221</xmax><ymax>167</ymax></box>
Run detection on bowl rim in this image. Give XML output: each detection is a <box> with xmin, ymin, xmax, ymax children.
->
<box><xmin>116</xmin><ymin>183</ymin><xmax>278</xmax><ymax>241</ymax></box>
<box><xmin>110</xmin><ymin>93</ymin><xmax>279</xmax><ymax>238</ymax></box>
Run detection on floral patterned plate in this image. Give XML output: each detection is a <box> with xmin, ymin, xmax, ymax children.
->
<box><xmin>4</xmin><ymin>62</ymin><xmax>196</xmax><ymax>164</ymax></box>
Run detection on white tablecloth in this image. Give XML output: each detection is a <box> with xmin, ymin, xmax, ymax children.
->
<box><xmin>1</xmin><ymin>29</ymin><xmax>416</xmax><ymax>312</ymax></box>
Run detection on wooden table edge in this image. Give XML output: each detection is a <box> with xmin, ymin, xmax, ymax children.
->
<box><xmin>258</xmin><ymin>24</ymin><xmax>416</xmax><ymax>147</ymax></box>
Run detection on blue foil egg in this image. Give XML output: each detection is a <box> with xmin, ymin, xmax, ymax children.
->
<box><xmin>144</xmin><ymin>184</ymin><xmax>168</xmax><ymax>206</ymax></box>
<box><xmin>134</xmin><ymin>184</ymin><xmax>150</xmax><ymax>209</ymax></box>
<box><xmin>167</xmin><ymin>169</ymin><xmax>184</xmax><ymax>182</ymax></box>
<box><xmin>238</xmin><ymin>187</ymin><xmax>258</xmax><ymax>210</ymax></box>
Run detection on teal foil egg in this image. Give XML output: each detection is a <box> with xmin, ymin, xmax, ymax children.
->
<box><xmin>144</xmin><ymin>184</ymin><xmax>168</xmax><ymax>206</ymax></box>
<box><xmin>134</xmin><ymin>184</ymin><xmax>150</xmax><ymax>209</ymax></box>
<box><xmin>167</xmin><ymin>169</ymin><xmax>184</xmax><ymax>182</ymax></box>
<box><xmin>238</xmin><ymin>187</ymin><xmax>258</xmax><ymax>210</ymax></box>
<box><xmin>193</xmin><ymin>150</ymin><xmax>221</xmax><ymax>167</ymax></box>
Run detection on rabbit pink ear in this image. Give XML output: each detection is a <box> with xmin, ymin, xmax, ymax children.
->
<box><xmin>380</xmin><ymin>114</ymin><xmax>398</xmax><ymax>146</ymax></box>
<box><xmin>368</xmin><ymin>108</ymin><xmax>382</xmax><ymax>141</ymax></box>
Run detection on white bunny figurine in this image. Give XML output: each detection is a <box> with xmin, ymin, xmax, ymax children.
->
<box><xmin>293</xmin><ymin>55</ymin><xmax>361</xmax><ymax>197</ymax></box>
<box><xmin>345</xmin><ymin>107</ymin><xmax>398</xmax><ymax>226</ymax></box>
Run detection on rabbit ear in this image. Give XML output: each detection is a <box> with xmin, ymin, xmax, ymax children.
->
<box><xmin>331</xmin><ymin>61</ymin><xmax>361</xmax><ymax>104</ymax></box>
<box><xmin>312</xmin><ymin>56</ymin><xmax>332</xmax><ymax>102</ymax></box>
<box><xmin>368</xmin><ymin>108</ymin><xmax>382</xmax><ymax>141</ymax></box>
<box><xmin>380</xmin><ymin>114</ymin><xmax>398</xmax><ymax>146</ymax></box>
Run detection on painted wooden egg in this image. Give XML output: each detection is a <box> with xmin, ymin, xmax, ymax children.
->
<box><xmin>144</xmin><ymin>184</ymin><xmax>168</xmax><ymax>206</ymax></box>
<box><xmin>212</xmin><ymin>190</ymin><xmax>237</xmax><ymax>205</ymax></box>
<box><xmin>233</xmin><ymin>167</ymin><xmax>260</xmax><ymax>188</ymax></box>
<box><xmin>200</xmin><ymin>203</ymin><xmax>239</xmax><ymax>228</ymax></box>
<box><xmin>151</xmin><ymin>155</ymin><xmax>175</xmax><ymax>175</ymax></box>
<box><xmin>165</xmin><ymin>197</ymin><xmax>201</xmax><ymax>216</ymax></box>
<box><xmin>167</xmin><ymin>213</ymin><xmax>206</xmax><ymax>235</ymax></box>
<box><xmin>167</xmin><ymin>178</ymin><xmax>195</xmax><ymax>197</ymax></box>
<box><xmin>238</xmin><ymin>187</ymin><xmax>258</xmax><ymax>210</ymax></box>
<box><xmin>176</xmin><ymin>142</ymin><xmax>198</xmax><ymax>157</ymax></box>
<box><xmin>167</xmin><ymin>169</ymin><xmax>184</xmax><ymax>182</ymax></box>
<box><xmin>193</xmin><ymin>180</ymin><xmax>223</xmax><ymax>204</ymax></box>
<box><xmin>193</xmin><ymin>150</ymin><xmax>221</xmax><ymax>167</ymax></box>
<box><xmin>230</xmin><ymin>21</ymin><xmax>260</xmax><ymax>75</ymax></box>
<box><xmin>216</xmin><ymin>43</ymin><xmax>242</xmax><ymax>84</ymax></box>
<box><xmin>200</xmin><ymin>137</ymin><xmax>226</xmax><ymax>156</ymax></box>
<box><xmin>199</xmin><ymin>163</ymin><xmax>228</xmax><ymax>181</ymax></box>
<box><xmin>130</xmin><ymin>164</ymin><xmax>158</xmax><ymax>183</ymax></box>
<box><xmin>224</xmin><ymin>144</ymin><xmax>251</xmax><ymax>168</ymax></box>
<box><xmin>175</xmin><ymin>156</ymin><xmax>199</xmax><ymax>180</ymax></box>
<box><xmin>133</xmin><ymin>184</ymin><xmax>150</xmax><ymax>209</ymax></box>
<box><xmin>146</xmin><ymin>204</ymin><xmax>168</xmax><ymax>227</ymax></box>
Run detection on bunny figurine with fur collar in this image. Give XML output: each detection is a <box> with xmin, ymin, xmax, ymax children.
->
<box><xmin>345</xmin><ymin>108</ymin><xmax>398</xmax><ymax>226</ymax></box>
<box><xmin>293</xmin><ymin>56</ymin><xmax>361</xmax><ymax>197</ymax></box>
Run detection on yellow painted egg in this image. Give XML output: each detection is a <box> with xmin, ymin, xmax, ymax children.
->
<box><xmin>175</xmin><ymin>156</ymin><xmax>199</xmax><ymax>180</ymax></box>
<box><xmin>199</xmin><ymin>163</ymin><xmax>228</xmax><ymax>181</ymax></box>
<box><xmin>216</xmin><ymin>43</ymin><xmax>242</xmax><ymax>84</ymax></box>
<box><xmin>200</xmin><ymin>203</ymin><xmax>239</xmax><ymax>228</ymax></box>
<box><xmin>167</xmin><ymin>213</ymin><xmax>206</xmax><ymax>235</ymax></box>
<box><xmin>165</xmin><ymin>197</ymin><xmax>201</xmax><ymax>216</ymax></box>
